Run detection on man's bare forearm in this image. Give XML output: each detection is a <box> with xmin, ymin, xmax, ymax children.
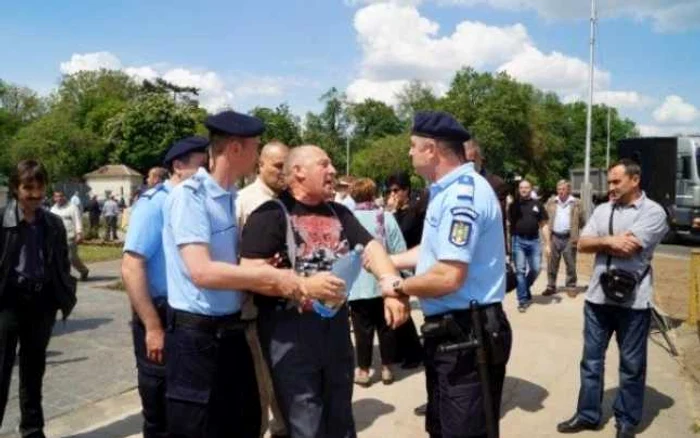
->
<box><xmin>391</xmin><ymin>246</ymin><xmax>420</xmax><ymax>270</ymax></box>
<box><xmin>121</xmin><ymin>253</ymin><xmax>162</xmax><ymax>331</ymax></box>
<box><xmin>403</xmin><ymin>261</ymin><xmax>467</xmax><ymax>298</ymax></box>
<box><xmin>577</xmin><ymin>236</ymin><xmax>610</xmax><ymax>254</ymax></box>
<box><xmin>365</xmin><ymin>240</ymin><xmax>400</xmax><ymax>278</ymax></box>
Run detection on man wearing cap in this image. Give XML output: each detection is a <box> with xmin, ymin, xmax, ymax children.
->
<box><xmin>162</xmin><ymin>112</ymin><xmax>335</xmax><ymax>438</ymax></box>
<box><xmin>390</xmin><ymin>111</ymin><xmax>512</xmax><ymax>438</ymax></box>
<box><xmin>121</xmin><ymin>136</ymin><xmax>208</xmax><ymax>438</ymax></box>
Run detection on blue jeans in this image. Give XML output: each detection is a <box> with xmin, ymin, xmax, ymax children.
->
<box><xmin>576</xmin><ymin>302</ymin><xmax>651</xmax><ymax>430</ymax></box>
<box><xmin>512</xmin><ymin>235</ymin><xmax>542</xmax><ymax>305</ymax></box>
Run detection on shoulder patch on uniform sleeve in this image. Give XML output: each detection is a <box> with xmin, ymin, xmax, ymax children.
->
<box><xmin>456</xmin><ymin>175</ymin><xmax>475</xmax><ymax>201</ymax></box>
<box><xmin>449</xmin><ymin>218</ymin><xmax>472</xmax><ymax>247</ymax></box>
<box><xmin>450</xmin><ymin>206</ymin><xmax>479</xmax><ymax>220</ymax></box>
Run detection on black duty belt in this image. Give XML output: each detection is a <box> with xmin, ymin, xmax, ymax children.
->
<box><xmin>8</xmin><ymin>276</ymin><xmax>46</xmax><ymax>293</ymax></box>
<box><xmin>171</xmin><ymin>309</ymin><xmax>246</xmax><ymax>334</ymax></box>
<box><xmin>424</xmin><ymin>302</ymin><xmax>502</xmax><ymax>324</ymax></box>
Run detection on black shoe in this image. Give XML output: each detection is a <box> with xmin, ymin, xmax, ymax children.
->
<box><xmin>414</xmin><ymin>403</ymin><xmax>427</xmax><ymax>416</ymax></box>
<box><xmin>542</xmin><ymin>286</ymin><xmax>556</xmax><ymax>296</ymax></box>
<box><xmin>615</xmin><ymin>424</ymin><xmax>636</xmax><ymax>438</ymax></box>
<box><xmin>556</xmin><ymin>415</ymin><xmax>599</xmax><ymax>433</ymax></box>
<box><xmin>401</xmin><ymin>360</ymin><xmax>422</xmax><ymax>370</ymax></box>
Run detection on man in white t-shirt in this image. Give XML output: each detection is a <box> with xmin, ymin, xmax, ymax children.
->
<box><xmin>51</xmin><ymin>190</ymin><xmax>89</xmax><ymax>280</ymax></box>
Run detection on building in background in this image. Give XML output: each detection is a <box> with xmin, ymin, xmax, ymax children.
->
<box><xmin>83</xmin><ymin>165</ymin><xmax>143</xmax><ymax>203</ymax></box>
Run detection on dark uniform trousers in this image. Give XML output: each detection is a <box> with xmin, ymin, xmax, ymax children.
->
<box><xmin>165</xmin><ymin>308</ymin><xmax>261</xmax><ymax>438</ymax></box>
<box><xmin>0</xmin><ymin>289</ymin><xmax>57</xmax><ymax>438</ymax></box>
<box><xmin>423</xmin><ymin>305</ymin><xmax>512</xmax><ymax>438</ymax></box>
<box><xmin>257</xmin><ymin>304</ymin><xmax>355</xmax><ymax>438</ymax></box>
<box><xmin>131</xmin><ymin>298</ymin><xmax>168</xmax><ymax>438</ymax></box>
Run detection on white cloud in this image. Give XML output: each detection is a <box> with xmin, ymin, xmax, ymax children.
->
<box><xmin>435</xmin><ymin>0</ymin><xmax>700</xmax><ymax>32</ymax></box>
<box><xmin>638</xmin><ymin>123</ymin><xmax>700</xmax><ymax>136</ymax></box>
<box><xmin>348</xmin><ymin>3</ymin><xmax>614</xmax><ymax>104</ymax></box>
<box><xmin>60</xmin><ymin>52</ymin><xmax>122</xmax><ymax>74</ymax></box>
<box><xmin>564</xmin><ymin>90</ymin><xmax>655</xmax><ymax>110</ymax></box>
<box><xmin>59</xmin><ymin>52</ymin><xmax>306</xmax><ymax>112</ymax></box>
<box><xmin>653</xmin><ymin>95</ymin><xmax>699</xmax><ymax>124</ymax></box>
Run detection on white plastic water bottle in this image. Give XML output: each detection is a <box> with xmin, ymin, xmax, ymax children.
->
<box><xmin>312</xmin><ymin>244</ymin><xmax>364</xmax><ymax>318</ymax></box>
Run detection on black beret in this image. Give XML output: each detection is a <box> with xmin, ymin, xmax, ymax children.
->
<box><xmin>411</xmin><ymin>111</ymin><xmax>471</xmax><ymax>143</ymax></box>
<box><xmin>163</xmin><ymin>136</ymin><xmax>209</xmax><ymax>166</ymax></box>
<box><xmin>204</xmin><ymin>110</ymin><xmax>265</xmax><ymax>137</ymax></box>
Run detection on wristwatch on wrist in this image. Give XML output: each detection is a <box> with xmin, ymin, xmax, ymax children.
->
<box><xmin>391</xmin><ymin>278</ymin><xmax>404</xmax><ymax>295</ymax></box>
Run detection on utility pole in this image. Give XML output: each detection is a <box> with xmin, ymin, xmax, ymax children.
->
<box><xmin>582</xmin><ymin>0</ymin><xmax>597</xmax><ymax>218</ymax></box>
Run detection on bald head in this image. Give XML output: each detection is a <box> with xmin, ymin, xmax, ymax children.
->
<box><xmin>258</xmin><ymin>141</ymin><xmax>289</xmax><ymax>193</ymax></box>
<box><xmin>285</xmin><ymin>145</ymin><xmax>337</xmax><ymax>204</ymax></box>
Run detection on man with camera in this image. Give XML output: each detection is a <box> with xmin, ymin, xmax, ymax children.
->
<box><xmin>557</xmin><ymin>159</ymin><xmax>668</xmax><ymax>438</ymax></box>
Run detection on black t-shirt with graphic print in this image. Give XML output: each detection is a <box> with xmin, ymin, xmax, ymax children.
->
<box><xmin>240</xmin><ymin>190</ymin><xmax>373</xmax><ymax>308</ymax></box>
<box><xmin>508</xmin><ymin>197</ymin><xmax>548</xmax><ymax>239</ymax></box>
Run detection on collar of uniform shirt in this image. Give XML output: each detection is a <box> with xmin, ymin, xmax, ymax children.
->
<box><xmin>196</xmin><ymin>167</ymin><xmax>235</xmax><ymax>199</ymax></box>
<box><xmin>429</xmin><ymin>162</ymin><xmax>475</xmax><ymax>198</ymax></box>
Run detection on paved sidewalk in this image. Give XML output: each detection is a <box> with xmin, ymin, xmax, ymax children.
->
<box><xmin>2</xmin><ymin>259</ymin><xmax>699</xmax><ymax>437</ymax></box>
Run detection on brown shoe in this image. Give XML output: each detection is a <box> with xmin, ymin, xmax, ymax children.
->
<box><xmin>542</xmin><ymin>287</ymin><xmax>556</xmax><ymax>296</ymax></box>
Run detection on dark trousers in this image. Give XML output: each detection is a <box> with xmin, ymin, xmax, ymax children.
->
<box><xmin>393</xmin><ymin>315</ymin><xmax>423</xmax><ymax>365</ymax></box>
<box><xmin>88</xmin><ymin>216</ymin><xmax>100</xmax><ymax>240</ymax></box>
<box><xmin>547</xmin><ymin>234</ymin><xmax>577</xmax><ymax>288</ymax></box>
<box><xmin>0</xmin><ymin>296</ymin><xmax>57</xmax><ymax>438</ymax></box>
<box><xmin>258</xmin><ymin>305</ymin><xmax>355</xmax><ymax>438</ymax></box>
<box><xmin>349</xmin><ymin>298</ymin><xmax>396</xmax><ymax>369</ymax></box>
<box><xmin>132</xmin><ymin>312</ymin><xmax>168</xmax><ymax>438</ymax></box>
<box><xmin>104</xmin><ymin>216</ymin><xmax>118</xmax><ymax>241</ymax></box>
<box><xmin>165</xmin><ymin>318</ymin><xmax>260</xmax><ymax>438</ymax></box>
<box><xmin>577</xmin><ymin>302</ymin><xmax>651</xmax><ymax>430</ymax></box>
<box><xmin>423</xmin><ymin>307</ymin><xmax>512</xmax><ymax>438</ymax></box>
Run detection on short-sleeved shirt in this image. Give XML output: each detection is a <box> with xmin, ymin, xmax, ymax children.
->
<box><xmin>162</xmin><ymin>168</ymin><xmax>241</xmax><ymax>316</ymax></box>
<box><xmin>348</xmin><ymin>208</ymin><xmax>407</xmax><ymax>301</ymax></box>
<box><xmin>123</xmin><ymin>181</ymin><xmax>172</xmax><ymax>299</ymax></box>
<box><xmin>581</xmin><ymin>193</ymin><xmax>669</xmax><ymax>309</ymax></box>
<box><xmin>416</xmin><ymin>163</ymin><xmax>506</xmax><ymax>316</ymax></box>
<box><xmin>239</xmin><ymin>190</ymin><xmax>373</xmax><ymax>308</ymax></box>
<box><xmin>508</xmin><ymin>198</ymin><xmax>548</xmax><ymax>238</ymax></box>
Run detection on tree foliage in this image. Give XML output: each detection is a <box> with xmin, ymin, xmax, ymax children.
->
<box><xmin>250</xmin><ymin>104</ymin><xmax>303</xmax><ymax>146</ymax></box>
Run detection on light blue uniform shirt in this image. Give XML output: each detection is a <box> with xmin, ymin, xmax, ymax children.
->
<box><xmin>123</xmin><ymin>181</ymin><xmax>172</xmax><ymax>299</ymax></box>
<box><xmin>416</xmin><ymin>163</ymin><xmax>506</xmax><ymax>316</ymax></box>
<box><xmin>348</xmin><ymin>208</ymin><xmax>407</xmax><ymax>301</ymax></box>
<box><xmin>162</xmin><ymin>168</ymin><xmax>242</xmax><ymax>316</ymax></box>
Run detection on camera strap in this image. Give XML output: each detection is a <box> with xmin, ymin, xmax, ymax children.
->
<box><xmin>605</xmin><ymin>204</ymin><xmax>651</xmax><ymax>280</ymax></box>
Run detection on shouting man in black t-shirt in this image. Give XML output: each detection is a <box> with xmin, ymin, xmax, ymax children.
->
<box><xmin>507</xmin><ymin>179</ymin><xmax>551</xmax><ymax>312</ymax></box>
<box><xmin>240</xmin><ymin>145</ymin><xmax>409</xmax><ymax>438</ymax></box>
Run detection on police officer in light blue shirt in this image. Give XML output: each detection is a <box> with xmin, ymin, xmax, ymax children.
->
<box><xmin>160</xmin><ymin>111</ymin><xmax>302</xmax><ymax>438</ymax></box>
<box><xmin>389</xmin><ymin>111</ymin><xmax>513</xmax><ymax>438</ymax></box>
<box><xmin>121</xmin><ymin>136</ymin><xmax>208</xmax><ymax>438</ymax></box>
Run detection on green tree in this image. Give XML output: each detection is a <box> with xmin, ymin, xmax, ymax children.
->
<box><xmin>347</xmin><ymin>98</ymin><xmax>404</xmax><ymax>144</ymax></box>
<box><xmin>8</xmin><ymin>110</ymin><xmax>106</xmax><ymax>181</ymax></box>
<box><xmin>351</xmin><ymin>134</ymin><xmax>413</xmax><ymax>184</ymax></box>
<box><xmin>106</xmin><ymin>93</ymin><xmax>200</xmax><ymax>172</ymax></box>
<box><xmin>250</xmin><ymin>104</ymin><xmax>303</xmax><ymax>146</ymax></box>
<box><xmin>303</xmin><ymin>87</ymin><xmax>350</xmax><ymax>172</ymax></box>
<box><xmin>395</xmin><ymin>80</ymin><xmax>440</xmax><ymax>122</ymax></box>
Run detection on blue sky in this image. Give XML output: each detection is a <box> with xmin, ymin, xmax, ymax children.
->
<box><xmin>2</xmin><ymin>0</ymin><xmax>699</xmax><ymax>135</ymax></box>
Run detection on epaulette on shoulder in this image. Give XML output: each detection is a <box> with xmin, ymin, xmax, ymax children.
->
<box><xmin>140</xmin><ymin>185</ymin><xmax>164</xmax><ymax>200</ymax></box>
<box><xmin>456</xmin><ymin>174</ymin><xmax>475</xmax><ymax>201</ymax></box>
<box><xmin>182</xmin><ymin>174</ymin><xmax>205</xmax><ymax>193</ymax></box>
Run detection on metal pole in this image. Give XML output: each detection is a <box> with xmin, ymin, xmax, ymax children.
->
<box><xmin>582</xmin><ymin>0</ymin><xmax>597</xmax><ymax>218</ymax></box>
<box><xmin>606</xmin><ymin>106</ymin><xmax>611</xmax><ymax>169</ymax></box>
<box><xmin>345</xmin><ymin>134</ymin><xmax>350</xmax><ymax>176</ymax></box>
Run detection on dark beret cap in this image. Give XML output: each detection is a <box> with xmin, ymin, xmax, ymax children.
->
<box><xmin>411</xmin><ymin>111</ymin><xmax>471</xmax><ymax>143</ymax></box>
<box><xmin>204</xmin><ymin>110</ymin><xmax>265</xmax><ymax>138</ymax></box>
<box><xmin>163</xmin><ymin>136</ymin><xmax>209</xmax><ymax>166</ymax></box>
